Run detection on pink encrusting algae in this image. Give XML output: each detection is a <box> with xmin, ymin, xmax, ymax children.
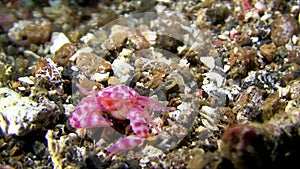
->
<box><xmin>242</xmin><ymin>0</ymin><xmax>252</xmax><ymax>10</ymax></box>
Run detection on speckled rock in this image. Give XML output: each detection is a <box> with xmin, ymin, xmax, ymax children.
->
<box><xmin>43</xmin><ymin>4</ymin><xmax>76</xmax><ymax>29</ymax></box>
<box><xmin>0</xmin><ymin>88</ymin><xmax>61</xmax><ymax>136</ymax></box>
<box><xmin>8</xmin><ymin>19</ymin><xmax>52</xmax><ymax>45</ymax></box>
<box><xmin>228</xmin><ymin>46</ymin><xmax>258</xmax><ymax>79</ymax></box>
<box><xmin>104</xmin><ymin>31</ymin><xmax>128</xmax><ymax>51</ymax></box>
<box><xmin>206</xmin><ymin>5</ymin><xmax>230</xmax><ymax>25</ymax></box>
<box><xmin>46</xmin><ymin>130</ymin><xmax>87</xmax><ymax>169</ymax></box>
<box><xmin>1</xmin><ymin>0</ymin><xmax>299</xmax><ymax>168</ymax></box>
<box><xmin>54</xmin><ymin>43</ymin><xmax>77</xmax><ymax>66</ymax></box>
<box><xmin>289</xmin><ymin>80</ymin><xmax>300</xmax><ymax>105</ymax></box>
<box><xmin>241</xmin><ymin>70</ymin><xmax>281</xmax><ymax>92</ymax></box>
<box><xmin>270</xmin><ymin>14</ymin><xmax>298</xmax><ymax>46</ymax></box>
<box><xmin>0</xmin><ymin>64</ymin><xmax>12</xmax><ymax>87</ymax></box>
<box><xmin>285</xmin><ymin>79</ymin><xmax>300</xmax><ymax>111</ymax></box>
<box><xmin>262</xmin><ymin>91</ymin><xmax>283</xmax><ymax>120</ymax></box>
<box><xmin>233</xmin><ymin>86</ymin><xmax>265</xmax><ymax>123</ymax></box>
<box><xmin>50</xmin><ymin>32</ymin><xmax>71</xmax><ymax>54</ymax></box>
<box><xmin>34</xmin><ymin>58</ymin><xmax>64</xmax><ymax>99</ymax></box>
<box><xmin>199</xmin><ymin>106</ymin><xmax>219</xmax><ymax>131</ymax></box>
<box><xmin>259</xmin><ymin>43</ymin><xmax>276</xmax><ymax>62</ymax></box>
<box><xmin>75</xmin><ymin>52</ymin><xmax>112</xmax><ymax>77</ymax></box>
<box><xmin>111</xmin><ymin>56</ymin><xmax>134</xmax><ymax>83</ymax></box>
<box><xmin>216</xmin><ymin>107</ymin><xmax>237</xmax><ymax>126</ymax></box>
<box><xmin>105</xmin><ymin>25</ymin><xmax>150</xmax><ymax>51</ymax></box>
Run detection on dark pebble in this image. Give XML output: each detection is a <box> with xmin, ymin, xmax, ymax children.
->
<box><xmin>240</xmin><ymin>37</ymin><xmax>252</xmax><ymax>47</ymax></box>
<box><xmin>257</xmin><ymin>39</ymin><xmax>272</xmax><ymax>48</ymax></box>
<box><xmin>84</xmin><ymin>155</ymin><xmax>110</xmax><ymax>169</ymax></box>
<box><xmin>155</xmin><ymin>34</ymin><xmax>184</xmax><ymax>53</ymax></box>
<box><xmin>206</xmin><ymin>6</ymin><xmax>230</xmax><ymax>25</ymax></box>
<box><xmin>32</xmin><ymin>141</ymin><xmax>47</xmax><ymax>158</ymax></box>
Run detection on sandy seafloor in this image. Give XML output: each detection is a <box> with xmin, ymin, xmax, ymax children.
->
<box><xmin>0</xmin><ymin>0</ymin><xmax>299</xmax><ymax>168</ymax></box>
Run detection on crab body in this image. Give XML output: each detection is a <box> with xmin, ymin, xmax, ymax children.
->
<box><xmin>69</xmin><ymin>84</ymin><xmax>175</xmax><ymax>155</ymax></box>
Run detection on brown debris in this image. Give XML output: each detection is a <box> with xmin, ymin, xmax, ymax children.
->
<box><xmin>8</xmin><ymin>19</ymin><xmax>53</xmax><ymax>45</ymax></box>
<box><xmin>233</xmin><ymin>86</ymin><xmax>265</xmax><ymax>123</ymax></box>
<box><xmin>262</xmin><ymin>91</ymin><xmax>284</xmax><ymax>121</ymax></box>
<box><xmin>228</xmin><ymin>46</ymin><xmax>258</xmax><ymax>79</ymax></box>
<box><xmin>76</xmin><ymin>52</ymin><xmax>111</xmax><ymax>76</ymax></box>
<box><xmin>54</xmin><ymin>43</ymin><xmax>77</xmax><ymax>66</ymax></box>
<box><xmin>270</xmin><ymin>14</ymin><xmax>298</xmax><ymax>46</ymax></box>
<box><xmin>259</xmin><ymin>43</ymin><xmax>276</xmax><ymax>62</ymax></box>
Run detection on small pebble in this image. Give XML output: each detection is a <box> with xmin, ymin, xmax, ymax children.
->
<box><xmin>254</xmin><ymin>1</ymin><xmax>266</xmax><ymax>13</ymax></box>
<box><xmin>259</xmin><ymin>43</ymin><xmax>276</xmax><ymax>62</ymax></box>
<box><xmin>270</xmin><ymin>14</ymin><xmax>298</xmax><ymax>46</ymax></box>
<box><xmin>54</xmin><ymin>43</ymin><xmax>77</xmax><ymax>66</ymax></box>
<box><xmin>8</xmin><ymin>19</ymin><xmax>52</xmax><ymax>45</ymax></box>
<box><xmin>18</xmin><ymin>77</ymin><xmax>34</xmax><ymax>85</ymax></box>
<box><xmin>50</xmin><ymin>32</ymin><xmax>71</xmax><ymax>54</ymax></box>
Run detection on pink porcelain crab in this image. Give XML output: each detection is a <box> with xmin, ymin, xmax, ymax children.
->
<box><xmin>69</xmin><ymin>84</ymin><xmax>175</xmax><ymax>156</ymax></box>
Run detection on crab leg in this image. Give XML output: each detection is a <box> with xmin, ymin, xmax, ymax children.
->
<box><xmin>76</xmin><ymin>83</ymin><xmax>94</xmax><ymax>96</ymax></box>
<box><xmin>126</xmin><ymin>108</ymin><xmax>150</xmax><ymax>137</ymax></box>
<box><xmin>106</xmin><ymin>136</ymin><xmax>144</xmax><ymax>156</ymax></box>
<box><xmin>128</xmin><ymin>106</ymin><xmax>162</xmax><ymax>135</ymax></box>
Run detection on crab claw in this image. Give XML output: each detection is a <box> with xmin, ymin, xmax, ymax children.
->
<box><xmin>69</xmin><ymin>113</ymin><xmax>113</xmax><ymax>128</ymax></box>
<box><xmin>69</xmin><ymin>91</ymin><xmax>110</xmax><ymax>128</ymax></box>
<box><xmin>106</xmin><ymin>136</ymin><xmax>143</xmax><ymax>156</ymax></box>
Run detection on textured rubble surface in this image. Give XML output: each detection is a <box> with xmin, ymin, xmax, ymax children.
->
<box><xmin>70</xmin><ymin>12</ymin><xmax>206</xmax><ymax>158</ymax></box>
<box><xmin>0</xmin><ymin>0</ymin><xmax>299</xmax><ymax>168</ymax></box>
<box><xmin>8</xmin><ymin>19</ymin><xmax>52</xmax><ymax>45</ymax></box>
<box><xmin>0</xmin><ymin>87</ymin><xmax>61</xmax><ymax>136</ymax></box>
